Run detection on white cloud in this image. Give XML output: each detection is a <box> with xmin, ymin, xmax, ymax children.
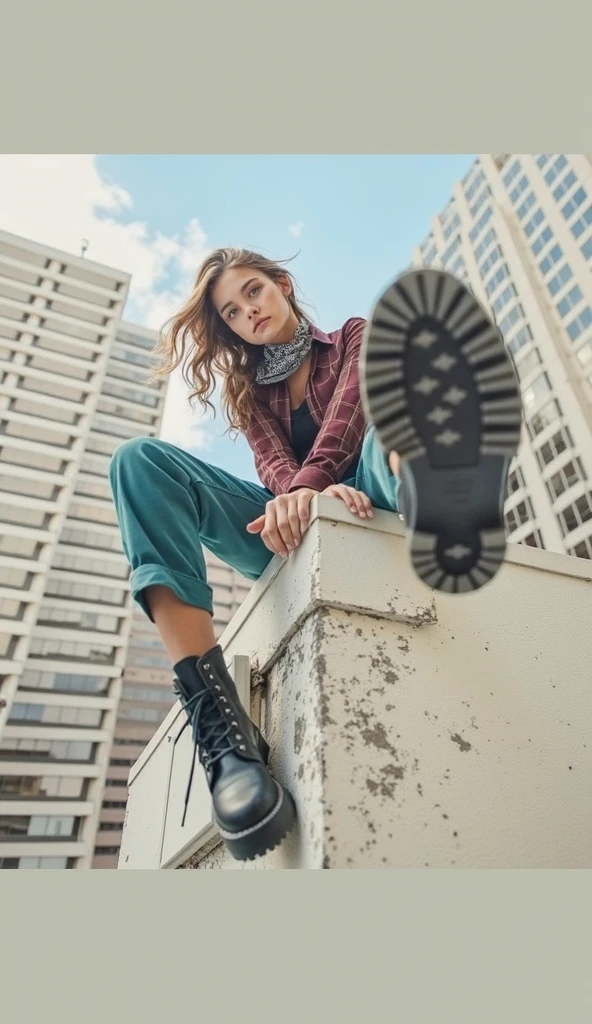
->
<box><xmin>0</xmin><ymin>154</ymin><xmax>213</xmax><ymax>447</ymax></box>
<box><xmin>288</xmin><ymin>220</ymin><xmax>305</xmax><ymax>238</ymax></box>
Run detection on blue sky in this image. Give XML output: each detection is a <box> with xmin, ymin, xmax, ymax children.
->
<box><xmin>96</xmin><ymin>154</ymin><xmax>476</xmax><ymax>483</ymax></box>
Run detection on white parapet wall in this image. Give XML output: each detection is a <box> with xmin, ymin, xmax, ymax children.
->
<box><xmin>119</xmin><ymin>496</ymin><xmax>592</xmax><ymax>870</ymax></box>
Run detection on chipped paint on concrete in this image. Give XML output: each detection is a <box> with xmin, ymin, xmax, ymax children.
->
<box><xmin>122</xmin><ymin>499</ymin><xmax>592</xmax><ymax>870</ymax></box>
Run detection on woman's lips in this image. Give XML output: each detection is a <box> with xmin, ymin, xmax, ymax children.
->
<box><xmin>255</xmin><ymin>317</ymin><xmax>270</xmax><ymax>333</ymax></box>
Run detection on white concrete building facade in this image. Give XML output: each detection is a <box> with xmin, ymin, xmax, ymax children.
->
<box><xmin>412</xmin><ymin>154</ymin><xmax>592</xmax><ymax>561</ymax></box>
<box><xmin>0</xmin><ymin>230</ymin><xmax>167</xmax><ymax>869</ymax></box>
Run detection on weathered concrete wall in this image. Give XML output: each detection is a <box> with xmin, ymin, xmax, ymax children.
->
<box><xmin>121</xmin><ymin>496</ymin><xmax>592</xmax><ymax>870</ymax></box>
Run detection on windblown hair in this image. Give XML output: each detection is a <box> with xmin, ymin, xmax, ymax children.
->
<box><xmin>146</xmin><ymin>247</ymin><xmax>312</xmax><ymax>436</ymax></box>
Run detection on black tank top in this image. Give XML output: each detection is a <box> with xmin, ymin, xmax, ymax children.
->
<box><xmin>290</xmin><ymin>400</ymin><xmax>360</xmax><ymax>481</ymax></box>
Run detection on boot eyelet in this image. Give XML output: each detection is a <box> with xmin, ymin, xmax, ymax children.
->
<box><xmin>215</xmin><ymin>685</ymin><xmax>221</xmax><ymax>691</ymax></box>
<box><xmin>220</xmin><ymin>696</ymin><xmax>227</xmax><ymax>702</ymax></box>
<box><xmin>239</xmin><ymin>745</ymin><xmax>246</xmax><ymax>751</ymax></box>
<box><xmin>235</xmin><ymin>734</ymin><xmax>242</xmax><ymax>741</ymax></box>
<box><xmin>204</xmin><ymin>663</ymin><xmax>210</xmax><ymax>670</ymax></box>
<box><xmin>209</xmin><ymin>674</ymin><xmax>214</xmax><ymax>680</ymax></box>
<box><xmin>226</xmin><ymin>709</ymin><xmax>231</xmax><ymax>715</ymax></box>
<box><xmin>231</xmin><ymin>720</ymin><xmax>238</xmax><ymax>726</ymax></box>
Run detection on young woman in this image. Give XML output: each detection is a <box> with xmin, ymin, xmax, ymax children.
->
<box><xmin>109</xmin><ymin>248</ymin><xmax>522</xmax><ymax>861</ymax></box>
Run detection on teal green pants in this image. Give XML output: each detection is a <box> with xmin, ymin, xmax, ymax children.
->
<box><xmin>109</xmin><ymin>427</ymin><xmax>400</xmax><ymax>621</ymax></box>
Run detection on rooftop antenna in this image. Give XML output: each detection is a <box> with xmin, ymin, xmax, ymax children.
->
<box><xmin>80</xmin><ymin>238</ymin><xmax>89</xmax><ymax>258</ymax></box>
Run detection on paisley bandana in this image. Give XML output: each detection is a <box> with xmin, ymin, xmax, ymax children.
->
<box><xmin>254</xmin><ymin>321</ymin><xmax>313</xmax><ymax>385</ymax></box>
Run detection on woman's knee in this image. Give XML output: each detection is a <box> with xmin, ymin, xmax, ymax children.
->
<box><xmin>109</xmin><ymin>436</ymin><xmax>178</xmax><ymax>487</ymax></box>
<box><xmin>109</xmin><ymin>435</ymin><xmax>210</xmax><ymax>491</ymax></box>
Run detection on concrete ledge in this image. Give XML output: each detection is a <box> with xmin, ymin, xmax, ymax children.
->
<box><xmin>119</xmin><ymin>495</ymin><xmax>592</xmax><ymax>870</ymax></box>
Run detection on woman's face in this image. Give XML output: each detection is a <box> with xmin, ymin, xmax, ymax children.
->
<box><xmin>211</xmin><ymin>266</ymin><xmax>300</xmax><ymax>346</ymax></box>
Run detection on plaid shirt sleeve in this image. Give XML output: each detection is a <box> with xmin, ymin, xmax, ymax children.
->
<box><xmin>243</xmin><ymin>398</ymin><xmax>301</xmax><ymax>495</ymax></box>
<box><xmin>288</xmin><ymin>317</ymin><xmax>367</xmax><ymax>493</ymax></box>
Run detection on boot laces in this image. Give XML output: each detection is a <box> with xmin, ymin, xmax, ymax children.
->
<box><xmin>172</xmin><ymin>684</ymin><xmax>241</xmax><ymax>827</ymax></box>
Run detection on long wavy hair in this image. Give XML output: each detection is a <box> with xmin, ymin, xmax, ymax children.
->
<box><xmin>146</xmin><ymin>247</ymin><xmax>313</xmax><ymax>437</ymax></box>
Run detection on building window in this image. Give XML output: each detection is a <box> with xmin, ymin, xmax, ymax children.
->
<box><xmin>571</xmin><ymin>204</ymin><xmax>592</xmax><ymax>238</ymax></box>
<box><xmin>474</xmin><ymin>228</ymin><xmax>497</xmax><ymax>263</ymax></box>
<box><xmin>568</xmin><ymin>537</ymin><xmax>592</xmax><ymax>559</ymax></box>
<box><xmin>547</xmin><ymin>264</ymin><xmax>573</xmax><ymax>296</ymax></box>
<box><xmin>469</xmin><ymin>189</ymin><xmax>491</xmax><ymax>220</ymax></box>
<box><xmin>522</xmin><ymin>372</ymin><xmax>552</xmax><ymax>412</ymax></box>
<box><xmin>526</xmin><ymin>398</ymin><xmax>562</xmax><ymax>438</ymax></box>
<box><xmin>566</xmin><ymin>307</ymin><xmax>592</xmax><ymax>342</ymax></box>
<box><xmin>103</xmin><ymin>801</ymin><xmax>127</xmax><ymax>809</ymax></box>
<box><xmin>552</xmin><ymin>169</ymin><xmax>577</xmax><ymax>202</ymax></box>
<box><xmin>505</xmin><ymin>498</ymin><xmax>534</xmax><ymax>533</ymax></box>
<box><xmin>8</xmin><ymin>703</ymin><xmax>103</xmax><ymax>728</ymax></box>
<box><xmin>498</xmin><ymin>304</ymin><xmax>525</xmax><ymax>337</ymax></box>
<box><xmin>464</xmin><ymin>169</ymin><xmax>486</xmax><ymax>203</ymax></box>
<box><xmin>0</xmin><ymin>814</ymin><xmax>77</xmax><ymax>839</ymax></box>
<box><xmin>558</xmin><ymin>493</ymin><xmax>592</xmax><ymax>537</ymax></box>
<box><xmin>557</xmin><ymin>285</ymin><xmax>583</xmax><ymax>319</ymax></box>
<box><xmin>561</xmin><ymin>187</ymin><xmax>587</xmax><ymax>221</ymax></box>
<box><xmin>514</xmin><ymin>347</ymin><xmax>542</xmax><ymax>381</ymax></box>
<box><xmin>535</xmin><ymin>426</ymin><xmax>574</xmax><ymax>471</ymax></box>
<box><xmin>422</xmin><ymin>244</ymin><xmax>437</xmax><ymax>266</ymax></box>
<box><xmin>524</xmin><ymin>209</ymin><xmax>545</xmax><ymax>238</ymax></box>
<box><xmin>28</xmin><ymin>637</ymin><xmax>116</xmax><ymax>666</ymax></box>
<box><xmin>479</xmin><ymin>246</ymin><xmax>502</xmax><ymax>278</ymax></box>
<box><xmin>0</xmin><ymin>738</ymin><xmax>94</xmax><ymax>763</ymax></box>
<box><xmin>539</xmin><ymin>244</ymin><xmax>563</xmax><ymax>276</ymax></box>
<box><xmin>502</xmin><ymin>160</ymin><xmax>522</xmax><ymax>188</ymax></box>
<box><xmin>543</xmin><ymin>155</ymin><xmax>567</xmax><ymax>184</ymax></box>
<box><xmin>546</xmin><ymin>458</ymin><xmax>586</xmax><ymax>502</ymax></box>
<box><xmin>509</xmin><ymin>175</ymin><xmax>529</xmax><ymax>205</ymax></box>
<box><xmin>0</xmin><ymin>775</ymin><xmax>86</xmax><ymax>799</ymax></box>
<box><xmin>491</xmin><ymin>283</ymin><xmax>517</xmax><ymax>316</ymax></box>
<box><xmin>507</xmin><ymin>324</ymin><xmax>533</xmax><ymax>358</ymax></box>
<box><xmin>441</xmin><ymin>235</ymin><xmax>461</xmax><ymax>267</ymax></box>
<box><xmin>581</xmin><ymin>237</ymin><xmax>592</xmax><ymax>261</ymax></box>
<box><xmin>121</xmin><ymin>685</ymin><xmax>174</xmax><ymax>703</ymax></box>
<box><xmin>19</xmin><ymin>671</ymin><xmax>111</xmax><ymax>696</ymax></box>
<box><xmin>0</xmin><ymin>856</ymin><xmax>72</xmax><ymax>869</ymax></box>
<box><xmin>469</xmin><ymin>206</ymin><xmax>493</xmax><ymax>243</ymax></box>
<box><xmin>536</xmin><ymin>155</ymin><xmax>550</xmax><ymax>169</ymax></box>
<box><xmin>485</xmin><ymin>264</ymin><xmax>510</xmax><ymax>298</ymax></box>
<box><xmin>531</xmin><ymin>225</ymin><xmax>553</xmax><ymax>256</ymax></box>
<box><xmin>117</xmin><ymin>707</ymin><xmax>161</xmax><ymax>723</ymax></box>
<box><xmin>507</xmin><ymin>466</ymin><xmax>526</xmax><ymax>495</ymax></box>
<box><xmin>442</xmin><ymin>210</ymin><xmax>461</xmax><ymax>240</ymax></box>
<box><xmin>37</xmin><ymin>606</ymin><xmax>122</xmax><ymax>633</ymax></box>
<box><xmin>516</xmin><ymin>192</ymin><xmax>536</xmax><ymax>221</ymax></box>
<box><xmin>519</xmin><ymin>531</ymin><xmax>545</xmax><ymax>549</ymax></box>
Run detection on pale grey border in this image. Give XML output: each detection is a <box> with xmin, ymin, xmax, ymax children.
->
<box><xmin>1</xmin><ymin>1</ymin><xmax>591</xmax><ymax>151</ymax></box>
<box><xmin>2</xmin><ymin>0</ymin><xmax>592</xmax><ymax>1017</ymax></box>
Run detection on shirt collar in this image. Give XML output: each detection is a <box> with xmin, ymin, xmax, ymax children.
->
<box><xmin>311</xmin><ymin>325</ymin><xmax>334</xmax><ymax>346</ymax></box>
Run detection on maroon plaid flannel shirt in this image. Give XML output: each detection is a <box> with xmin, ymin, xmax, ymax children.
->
<box><xmin>243</xmin><ymin>317</ymin><xmax>367</xmax><ymax>495</ymax></box>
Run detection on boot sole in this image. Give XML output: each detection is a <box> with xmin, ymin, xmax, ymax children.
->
<box><xmin>217</xmin><ymin>780</ymin><xmax>297</xmax><ymax>861</ymax></box>
<box><xmin>359</xmin><ymin>268</ymin><xmax>523</xmax><ymax>594</ymax></box>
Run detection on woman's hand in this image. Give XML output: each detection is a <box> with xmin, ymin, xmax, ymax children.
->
<box><xmin>321</xmin><ymin>483</ymin><xmax>373</xmax><ymax>518</ymax></box>
<box><xmin>246</xmin><ymin>487</ymin><xmax>318</xmax><ymax>556</ymax></box>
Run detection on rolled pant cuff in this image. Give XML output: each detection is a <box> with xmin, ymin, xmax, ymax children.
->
<box><xmin>130</xmin><ymin>564</ymin><xmax>214</xmax><ymax>621</ymax></box>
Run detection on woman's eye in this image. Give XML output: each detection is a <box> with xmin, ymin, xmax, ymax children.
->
<box><xmin>249</xmin><ymin>286</ymin><xmax>260</xmax><ymax>297</ymax></box>
<box><xmin>228</xmin><ymin>309</ymin><xmax>237</xmax><ymax>319</ymax></box>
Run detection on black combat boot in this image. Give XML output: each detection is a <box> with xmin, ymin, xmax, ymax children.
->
<box><xmin>172</xmin><ymin>645</ymin><xmax>296</xmax><ymax>861</ymax></box>
<box><xmin>360</xmin><ymin>267</ymin><xmax>522</xmax><ymax>595</ymax></box>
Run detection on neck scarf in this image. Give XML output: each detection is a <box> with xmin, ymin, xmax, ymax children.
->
<box><xmin>254</xmin><ymin>320</ymin><xmax>313</xmax><ymax>385</ymax></box>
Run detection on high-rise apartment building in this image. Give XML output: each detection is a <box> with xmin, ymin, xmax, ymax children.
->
<box><xmin>411</xmin><ymin>154</ymin><xmax>592</xmax><ymax>559</ymax></box>
<box><xmin>0</xmin><ymin>230</ymin><xmax>167</xmax><ymax>868</ymax></box>
<box><xmin>0</xmin><ymin>228</ymin><xmax>255</xmax><ymax>871</ymax></box>
<box><xmin>93</xmin><ymin>552</ymin><xmax>253</xmax><ymax>868</ymax></box>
